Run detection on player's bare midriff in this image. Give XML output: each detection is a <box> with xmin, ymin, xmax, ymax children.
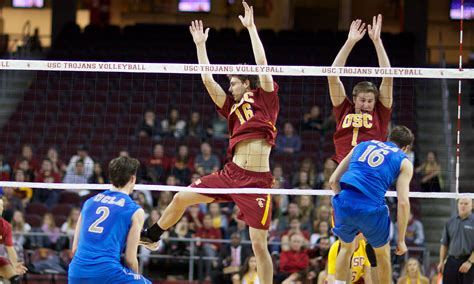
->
<box><xmin>232</xmin><ymin>138</ymin><xmax>271</xmax><ymax>172</ymax></box>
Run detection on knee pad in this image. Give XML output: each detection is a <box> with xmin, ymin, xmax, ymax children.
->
<box><xmin>9</xmin><ymin>275</ymin><xmax>21</xmax><ymax>284</ymax></box>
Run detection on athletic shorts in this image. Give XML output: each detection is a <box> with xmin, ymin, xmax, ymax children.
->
<box><xmin>191</xmin><ymin>162</ymin><xmax>274</xmax><ymax>230</ymax></box>
<box><xmin>68</xmin><ymin>267</ymin><xmax>152</xmax><ymax>284</ymax></box>
<box><xmin>332</xmin><ymin>187</ymin><xmax>390</xmax><ymax>248</ymax></box>
<box><xmin>0</xmin><ymin>257</ymin><xmax>10</xmax><ymax>266</ymax></box>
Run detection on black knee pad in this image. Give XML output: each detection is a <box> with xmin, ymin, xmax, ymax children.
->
<box><xmin>9</xmin><ymin>275</ymin><xmax>21</xmax><ymax>284</ymax></box>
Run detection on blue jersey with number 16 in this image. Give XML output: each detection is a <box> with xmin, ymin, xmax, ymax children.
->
<box><xmin>68</xmin><ymin>190</ymin><xmax>140</xmax><ymax>278</ymax></box>
<box><xmin>340</xmin><ymin>140</ymin><xmax>407</xmax><ymax>206</ymax></box>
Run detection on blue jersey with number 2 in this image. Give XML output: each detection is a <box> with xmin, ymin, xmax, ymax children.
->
<box><xmin>340</xmin><ymin>140</ymin><xmax>407</xmax><ymax>205</ymax></box>
<box><xmin>68</xmin><ymin>190</ymin><xmax>140</xmax><ymax>278</ymax></box>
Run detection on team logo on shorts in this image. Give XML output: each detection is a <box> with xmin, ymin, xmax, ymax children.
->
<box><xmin>256</xmin><ymin>198</ymin><xmax>265</xmax><ymax>208</ymax></box>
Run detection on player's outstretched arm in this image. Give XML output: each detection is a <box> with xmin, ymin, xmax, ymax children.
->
<box><xmin>395</xmin><ymin>159</ymin><xmax>413</xmax><ymax>256</ymax></box>
<box><xmin>328</xmin><ymin>19</ymin><xmax>366</xmax><ymax>107</ymax></box>
<box><xmin>125</xmin><ymin>208</ymin><xmax>145</xmax><ymax>273</ymax></box>
<box><xmin>329</xmin><ymin>149</ymin><xmax>354</xmax><ymax>194</ymax></box>
<box><xmin>72</xmin><ymin>213</ymin><xmax>83</xmax><ymax>255</ymax></box>
<box><xmin>368</xmin><ymin>14</ymin><xmax>393</xmax><ymax>109</ymax></box>
<box><xmin>239</xmin><ymin>1</ymin><xmax>274</xmax><ymax>92</ymax></box>
<box><xmin>189</xmin><ymin>20</ymin><xmax>226</xmax><ymax>108</ymax></box>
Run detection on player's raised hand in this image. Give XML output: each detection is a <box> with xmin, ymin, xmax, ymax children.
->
<box><xmin>347</xmin><ymin>19</ymin><xmax>366</xmax><ymax>43</ymax></box>
<box><xmin>395</xmin><ymin>240</ymin><xmax>407</xmax><ymax>255</ymax></box>
<box><xmin>15</xmin><ymin>262</ymin><xmax>28</xmax><ymax>275</ymax></box>
<box><xmin>189</xmin><ymin>20</ymin><xmax>209</xmax><ymax>45</ymax></box>
<box><xmin>368</xmin><ymin>14</ymin><xmax>383</xmax><ymax>43</ymax></box>
<box><xmin>239</xmin><ymin>1</ymin><xmax>255</xmax><ymax>29</ymax></box>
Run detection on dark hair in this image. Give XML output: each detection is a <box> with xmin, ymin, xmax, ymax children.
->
<box><xmin>108</xmin><ymin>156</ymin><xmax>140</xmax><ymax>188</ymax></box>
<box><xmin>240</xmin><ymin>254</ymin><xmax>256</xmax><ymax>276</ymax></box>
<box><xmin>352</xmin><ymin>81</ymin><xmax>379</xmax><ymax>100</ymax></box>
<box><xmin>227</xmin><ymin>74</ymin><xmax>260</xmax><ymax>89</ymax></box>
<box><xmin>388</xmin><ymin>126</ymin><xmax>414</xmax><ymax>149</ymax></box>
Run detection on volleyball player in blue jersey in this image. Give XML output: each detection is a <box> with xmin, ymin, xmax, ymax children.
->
<box><xmin>329</xmin><ymin>126</ymin><xmax>414</xmax><ymax>284</ymax></box>
<box><xmin>68</xmin><ymin>156</ymin><xmax>151</xmax><ymax>284</ymax></box>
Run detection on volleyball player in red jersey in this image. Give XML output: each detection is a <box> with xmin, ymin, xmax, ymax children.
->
<box><xmin>141</xmin><ymin>2</ymin><xmax>277</xmax><ymax>283</ymax></box>
<box><xmin>0</xmin><ymin>199</ymin><xmax>27</xmax><ymax>283</ymax></box>
<box><xmin>328</xmin><ymin>15</ymin><xmax>393</xmax><ymax>164</ymax></box>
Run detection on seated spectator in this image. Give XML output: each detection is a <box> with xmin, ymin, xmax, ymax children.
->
<box><xmin>213</xmin><ymin>232</ymin><xmax>252</xmax><ymax>284</ymax></box>
<box><xmin>271</xmin><ymin>183</ymin><xmax>289</xmax><ymax>224</ymax></box>
<box><xmin>157</xmin><ymin>191</ymin><xmax>173</xmax><ymax>213</ymax></box>
<box><xmin>314</xmin><ymin>205</ymin><xmax>332</xmax><ymax>225</ymax></box>
<box><xmin>208</xmin><ymin>113</ymin><xmax>228</xmax><ymax>139</ymax></box>
<box><xmin>166</xmin><ymin>216</ymin><xmax>193</xmax><ymax>257</ymax></box>
<box><xmin>415</xmin><ymin>151</ymin><xmax>442</xmax><ymax>192</ymax></box>
<box><xmin>297</xmin><ymin>195</ymin><xmax>314</xmax><ymax>231</ymax></box>
<box><xmin>322</xmin><ymin>112</ymin><xmax>336</xmax><ymax>133</ymax></box>
<box><xmin>33</xmin><ymin>213</ymin><xmax>61</xmax><ymax>250</ymax></box>
<box><xmin>186</xmin><ymin>204</ymin><xmax>204</xmax><ymax>233</ymax></box>
<box><xmin>88</xmin><ymin>163</ymin><xmax>108</xmax><ymax>184</ymax></box>
<box><xmin>302</xmin><ymin>105</ymin><xmax>323</xmax><ymax>131</ymax></box>
<box><xmin>306</xmin><ymin>237</ymin><xmax>331</xmax><ymax>281</ymax></box>
<box><xmin>63</xmin><ymin>159</ymin><xmax>89</xmax><ymax>184</ymax></box>
<box><xmin>137</xmin><ymin>109</ymin><xmax>162</xmax><ymax>140</ymax></box>
<box><xmin>277</xmin><ymin>233</ymin><xmax>310</xmax><ymax>283</ymax></box>
<box><xmin>276</xmin><ymin>202</ymin><xmax>300</xmax><ymax>232</ymax></box>
<box><xmin>35</xmin><ymin>159</ymin><xmax>61</xmax><ymax>183</ymax></box>
<box><xmin>208</xmin><ymin>203</ymin><xmax>228</xmax><ymax>235</ymax></box>
<box><xmin>16</xmin><ymin>158</ymin><xmax>34</xmax><ymax>182</ymax></box>
<box><xmin>12</xmin><ymin>169</ymin><xmax>33</xmax><ymax>206</ymax></box>
<box><xmin>272</xmin><ymin>164</ymin><xmax>289</xmax><ymax>189</ymax></box>
<box><xmin>66</xmin><ymin>145</ymin><xmax>94</xmax><ymax>180</ymax></box>
<box><xmin>316</xmin><ymin>158</ymin><xmax>337</xmax><ymax>188</ymax></box>
<box><xmin>231</xmin><ymin>255</ymin><xmax>259</xmax><ymax>284</ymax></box>
<box><xmin>280</xmin><ymin>218</ymin><xmax>310</xmax><ymax>251</ymax></box>
<box><xmin>187</xmin><ymin>111</ymin><xmax>206</xmax><ymax>139</ymax></box>
<box><xmin>309</xmin><ymin>220</ymin><xmax>336</xmax><ymax>249</ymax></box>
<box><xmin>161</xmin><ymin>108</ymin><xmax>186</xmax><ymax>138</ymax></box>
<box><xmin>14</xmin><ymin>144</ymin><xmax>39</xmax><ymax>172</ymax></box>
<box><xmin>146</xmin><ymin>144</ymin><xmax>170</xmax><ymax>183</ymax></box>
<box><xmin>394</xmin><ymin>211</ymin><xmax>424</xmax><ymax>247</ymax></box>
<box><xmin>195</xmin><ymin>142</ymin><xmax>220</xmax><ymax>176</ymax></box>
<box><xmin>46</xmin><ymin>147</ymin><xmax>67</xmax><ymax>178</ymax></box>
<box><xmin>169</xmin><ymin>145</ymin><xmax>194</xmax><ymax>185</ymax></box>
<box><xmin>11</xmin><ymin>210</ymin><xmax>31</xmax><ymax>249</ymax></box>
<box><xmin>293</xmin><ymin>171</ymin><xmax>312</xmax><ymax>189</ymax></box>
<box><xmin>397</xmin><ymin>258</ymin><xmax>429</xmax><ymax>284</ymax></box>
<box><xmin>59</xmin><ymin>207</ymin><xmax>80</xmax><ymax>249</ymax></box>
<box><xmin>31</xmin><ymin>176</ymin><xmax>60</xmax><ymax>208</ymax></box>
<box><xmin>0</xmin><ymin>155</ymin><xmax>11</xmax><ymax>181</ymax></box>
<box><xmin>134</xmin><ymin>191</ymin><xmax>152</xmax><ymax>216</ymax></box>
<box><xmin>2</xmin><ymin>189</ymin><xmax>24</xmax><ymax>215</ymax></box>
<box><xmin>194</xmin><ymin>214</ymin><xmax>222</xmax><ymax>280</ymax></box>
<box><xmin>293</xmin><ymin>158</ymin><xmax>317</xmax><ymax>188</ymax></box>
<box><xmin>275</xmin><ymin>122</ymin><xmax>301</xmax><ymax>154</ymax></box>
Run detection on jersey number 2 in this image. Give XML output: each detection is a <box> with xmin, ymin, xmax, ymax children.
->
<box><xmin>88</xmin><ymin>206</ymin><xmax>110</xmax><ymax>234</ymax></box>
<box><xmin>358</xmin><ymin>145</ymin><xmax>389</xmax><ymax>167</ymax></box>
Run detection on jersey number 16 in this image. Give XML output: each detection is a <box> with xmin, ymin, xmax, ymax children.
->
<box><xmin>358</xmin><ymin>145</ymin><xmax>389</xmax><ymax>168</ymax></box>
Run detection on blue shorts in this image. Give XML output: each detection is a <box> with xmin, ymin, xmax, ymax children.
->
<box><xmin>332</xmin><ymin>187</ymin><xmax>390</xmax><ymax>248</ymax></box>
<box><xmin>68</xmin><ymin>267</ymin><xmax>152</xmax><ymax>284</ymax></box>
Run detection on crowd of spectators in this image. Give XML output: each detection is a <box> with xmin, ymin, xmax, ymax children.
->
<box><xmin>0</xmin><ymin>105</ymin><xmax>435</xmax><ymax>283</ymax></box>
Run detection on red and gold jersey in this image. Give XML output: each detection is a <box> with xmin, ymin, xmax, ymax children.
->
<box><xmin>217</xmin><ymin>82</ymin><xmax>279</xmax><ymax>156</ymax></box>
<box><xmin>332</xmin><ymin>98</ymin><xmax>391</xmax><ymax>163</ymax></box>
<box><xmin>0</xmin><ymin>218</ymin><xmax>13</xmax><ymax>247</ymax></box>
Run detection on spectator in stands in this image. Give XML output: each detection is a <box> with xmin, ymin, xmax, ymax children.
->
<box><xmin>272</xmin><ymin>164</ymin><xmax>289</xmax><ymax>189</ymax></box>
<box><xmin>34</xmin><ymin>213</ymin><xmax>61</xmax><ymax>250</ymax></box>
<box><xmin>27</xmin><ymin>27</ymin><xmax>42</xmax><ymax>52</ymax></box>
<box><xmin>46</xmin><ymin>147</ymin><xmax>66</xmax><ymax>178</ymax></box>
<box><xmin>438</xmin><ymin>198</ymin><xmax>474</xmax><ymax>284</ymax></box>
<box><xmin>195</xmin><ymin>214</ymin><xmax>222</xmax><ymax>280</ymax></box>
<box><xmin>137</xmin><ymin>109</ymin><xmax>162</xmax><ymax>140</ymax></box>
<box><xmin>213</xmin><ymin>232</ymin><xmax>252</xmax><ymax>284</ymax></box>
<box><xmin>293</xmin><ymin>158</ymin><xmax>317</xmax><ymax>188</ymax></box>
<box><xmin>157</xmin><ymin>191</ymin><xmax>173</xmax><ymax>213</ymax></box>
<box><xmin>276</xmin><ymin>202</ymin><xmax>300</xmax><ymax>232</ymax></box>
<box><xmin>316</xmin><ymin>157</ymin><xmax>338</xmax><ymax>187</ymax></box>
<box><xmin>394</xmin><ymin>211</ymin><xmax>424</xmax><ymax>247</ymax></box>
<box><xmin>14</xmin><ymin>144</ymin><xmax>39</xmax><ymax>172</ymax></box>
<box><xmin>16</xmin><ymin>158</ymin><xmax>34</xmax><ymax>182</ymax></box>
<box><xmin>12</xmin><ymin>169</ymin><xmax>33</xmax><ymax>206</ymax></box>
<box><xmin>35</xmin><ymin>159</ymin><xmax>61</xmax><ymax>183</ymax></box>
<box><xmin>307</xmin><ymin>237</ymin><xmax>331</xmax><ymax>281</ymax></box>
<box><xmin>166</xmin><ymin>216</ymin><xmax>193</xmax><ymax>257</ymax></box>
<box><xmin>208</xmin><ymin>113</ymin><xmax>228</xmax><ymax>139</ymax></box>
<box><xmin>297</xmin><ymin>195</ymin><xmax>314</xmax><ymax>231</ymax></box>
<box><xmin>169</xmin><ymin>145</ymin><xmax>194</xmax><ymax>185</ymax></box>
<box><xmin>11</xmin><ymin>210</ymin><xmax>31</xmax><ymax>249</ymax></box>
<box><xmin>314</xmin><ymin>205</ymin><xmax>332</xmax><ymax>226</ymax></box>
<box><xmin>161</xmin><ymin>108</ymin><xmax>186</xmax><ymax>138</ymax></box>
<box><xmin>416</xmin><ymin>151</ymin><xmax>442</xmax><ymax>192</ymax></box>
<box><xmin>66</xmin><ymin>144</ymin><xmax>94</xmax><ymax>179</ymax></box>
<box><xmin>146</xmin><ymin>143</ymin><xmax>170</xmax><ymax>184</ymax></box>
<box><xmin>2</xmin><ymin>189</ymin><xmax>23</xmax><ymax>214</ymax></box>
<box><xmin>231</xmin><ymin>255</ymin><xmax>259</xmax><ymax>284</ymax></box>
<box><xmin>134</xmin><ymin>191</ymin><xmax>152</xmax><ymax>216</ymax></box>
<box><xmin>293</xmin><ymin>171</ymin><xmax>312</xmax><ymax>189</ymax></box>
<box><xmin>63</xmin><ymin>159</ymin><xmax>88</xmax><ymax>184</ymax></box>
<box><xmin>397</xmin><ymin>258</ymin><xmax>429</xmax><ymax>284</ymax></box>
<box><xmin>280</xmin><ymin>218</ymin><xmax>310</xmax><ymax>251</ymax></box>
<box><xmin>209</xmin><ymin>203</ymin><xmax>229</xmax><ymax>234</ymax></box>
<box><xmin>271</xmin><ymin>182</ymin><xmax>289</xmax><ymax>224</ymax></box>
<box><xmin>59</xmin><ymin>207</ymin><xmax>80</xmax><ymax>249</ymax></box>
<box><xmin>309</xmin><ymin>220</ymin><xmax>336</xmax><ymax>249</ymax></box>
<box><xmin>31</xmin><ymin>177</ymin><xmax>60</xmax><ymax>208</ymax></box>
<box><xmin>187</xmin><ymin>111</ymin><xmax>206</xmax><ymax>139</ymax></box>
<box><xmin>195</xmin><ymin>141</ymin><xmax>220</xmax><ymax>176</ymax></box>
<box><xmin>186</xmin><ymin>204</ymin><xmax>204</xmax><ymax>233</ymax></box>
<box><xmin>322</xmin><ymin>112</ymin><xmax>336</xmax><ymax>134</ymax></box>
<box><xmin>88</xmin><ymin>163</ymin><xmax>108</xmax><ymax>184</ymax></box>
<box><xmin>228</xmin><ymin>217</ymin><xmax>250</xmax><ymax>243</ymax></box>
<box><xmin>302</xmin><ymin>105</ymin><xmax>323</xmax><ymax>131</ymax></box>
<box><xmin>0</xmin><ymin>155</ymin><xmax>11</xmax><ymax>181</ymax></box>
<box><xmin>277</xmin><ymin>233</ymin><xmax>310</xmax><ymax>283</ymax></box>
<box><xmin>275</xmin><ymin>122</ymin><xmax>301</xmax><ymax>154</ymax></box>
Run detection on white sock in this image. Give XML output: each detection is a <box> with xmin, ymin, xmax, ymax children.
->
<box><xmin>335</xmin><ymin>281</ymin><xmax>346</xmax><ymax>284</ymax></box>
